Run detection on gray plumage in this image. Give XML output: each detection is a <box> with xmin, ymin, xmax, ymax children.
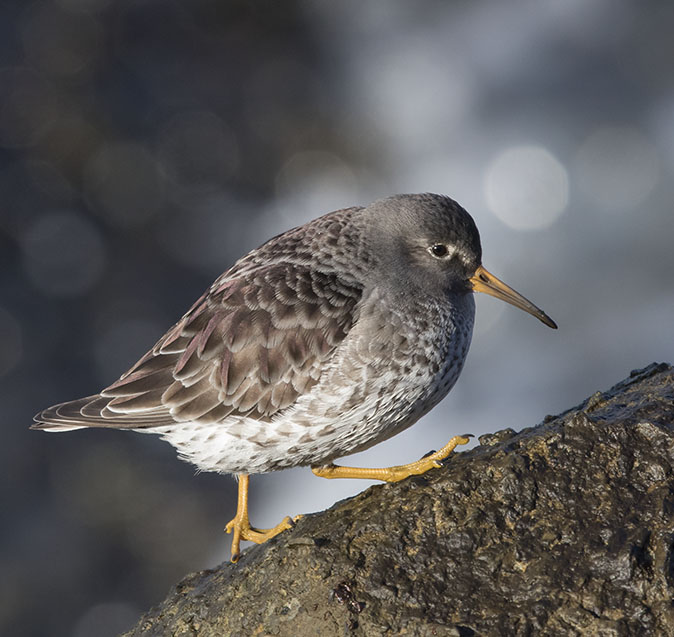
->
<box><xmin>33</xmin><ymin>194</ymin><xmax>490</xmax><ymax>473</ymax></box>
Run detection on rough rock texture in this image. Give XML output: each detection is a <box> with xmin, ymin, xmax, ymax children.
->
<box><xmin>124</xmin><ymin>363</ymin><xmax>674</xmax><ymax>636</ymax></box>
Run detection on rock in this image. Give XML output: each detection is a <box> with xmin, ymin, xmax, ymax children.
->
<box><xmin>123</xmin><ymin>363</ymin><xmax>674</xmax><ymax>636</ymax></box>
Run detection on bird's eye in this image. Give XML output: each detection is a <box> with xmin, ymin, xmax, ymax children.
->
<box><xmin>429</xmin><ymin>244</ymin><xmax>450</xmax><ymax>258</ymax></box>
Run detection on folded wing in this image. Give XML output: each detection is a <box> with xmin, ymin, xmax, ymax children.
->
<box><xmin>33</xmin><ymin>263</ymin><xmax>362</xmax><ymax>431</ymax></box>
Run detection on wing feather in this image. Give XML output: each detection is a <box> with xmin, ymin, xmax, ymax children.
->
<box><xmin>33</xmin><ymin>262</ymin><xmax>362</xmax><ymax>431</ymax></box>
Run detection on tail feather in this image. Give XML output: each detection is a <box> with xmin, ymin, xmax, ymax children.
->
<box><xmin>32</xmin><ymin>394</ymin><xmax>172</xmax><ymax>431</ymax></box>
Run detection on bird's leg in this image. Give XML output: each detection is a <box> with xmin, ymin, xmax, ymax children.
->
<box><xmin>311</xmin><ymin>435</ymin><xmax>471</xmax><ymax>482</ymax></box>
<box><xmin>225</xmin><ymin>473</ymin><xmax>296</xmax><ymax>562</ymax></box>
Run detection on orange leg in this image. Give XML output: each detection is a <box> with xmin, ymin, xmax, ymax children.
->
<box><xmin>312</xmin><ymin>435</ymin><xmax>470</xmax><ymax>482</ymax></box>
<box><xmin>225</xmin><ymin>473</ymin><xmax>297</xmax><ymax>562</ymax></box>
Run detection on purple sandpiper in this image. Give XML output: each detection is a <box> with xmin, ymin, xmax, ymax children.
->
<box><xmin>33</xmin><ymin>193</ymin><xmax>557</xmax><ymax>561</ymax></box>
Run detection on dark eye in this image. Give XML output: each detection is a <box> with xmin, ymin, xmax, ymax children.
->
<box><xmin>429</xmin><ymin>244</ymin><xmax>449</xmax><ymax>258</ymax></box>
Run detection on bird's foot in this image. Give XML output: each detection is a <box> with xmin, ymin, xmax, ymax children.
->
<box><xmin>312</xmin><ymin>434</ymin><xmax>471</xmax><ymax>483</ymax></box>
<box><xmin>226</xmin><ymin>514</ymin><xmax>299</xmax><ymax>563</ymax></box>
<box><xmin>226</xmin><ymin>473</ymin><xmax>300</xmax><ymax>562</ymax></box>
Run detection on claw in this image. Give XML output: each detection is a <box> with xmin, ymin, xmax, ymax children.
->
<box><xmin>227</xmin><ymin>474</ymin><xmax>296</xmax><ymax>562</ymax></box>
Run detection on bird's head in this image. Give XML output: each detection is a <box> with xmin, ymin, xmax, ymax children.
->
<box><xmin>363</xmin><ymin>193</ymin><xmax>557</xmax><ymax>328</ymax></box>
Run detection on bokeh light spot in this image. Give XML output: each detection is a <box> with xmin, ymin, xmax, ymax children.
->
<box><xmin>157</xmin><ymin>193</ymin><xmax>251</xmax><ymax>272</ymax></box>
<box><xmin>21</xmin><ymin>210</ymin><xmax>106</xmax><ymax>297</ymax></box>
<box><xmin>484</xmin><ymin>145</ymin><xmax>569</xmax><ymax>230</ymax></box>
<box><xmin>0</xmin><ymin>66</ymin><xmax>57</xmax><ymax>149</ymax></box>
<box><xmin>157</xmin><ymin>111</ymin><xmax>239</xmax><ymax>194</ymax></box>
<box><xmin>20</xmin><ymin>3</ymin><xmax>102</xmax><ymax>78</ymax></box>
<box><xmin>84</xmin><ymin>142</ymin><xmax>164</xmax><ymax>228</ymax></box>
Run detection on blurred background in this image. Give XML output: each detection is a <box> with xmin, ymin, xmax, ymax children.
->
<box><xmin>2</xmin><ymin>0</ymin><xmax>673</xmax><ymax>635</ymax></box>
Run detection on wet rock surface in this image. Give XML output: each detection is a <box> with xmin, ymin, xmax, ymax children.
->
<box><xmin>124</xmin><ymin>363</ymin><xmax>674</xmax><ymax>636</ymax></box>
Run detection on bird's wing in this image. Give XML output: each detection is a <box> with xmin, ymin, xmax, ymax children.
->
<box><xmin>33</xmin><ymin>263</ymin><xmax>362</xmax><ymax>430</ymax></box>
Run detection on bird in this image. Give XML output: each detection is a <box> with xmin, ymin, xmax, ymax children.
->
<box><xmin>33</xmin><ymin>193</ymin><xmax>557</xmax><ymax>562</ymax></box>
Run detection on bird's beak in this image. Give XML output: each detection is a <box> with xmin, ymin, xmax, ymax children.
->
<box><xmin>469</xmin><ymin>265</ymin><xmax>557</xmax><ymax>329</ymax></box>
